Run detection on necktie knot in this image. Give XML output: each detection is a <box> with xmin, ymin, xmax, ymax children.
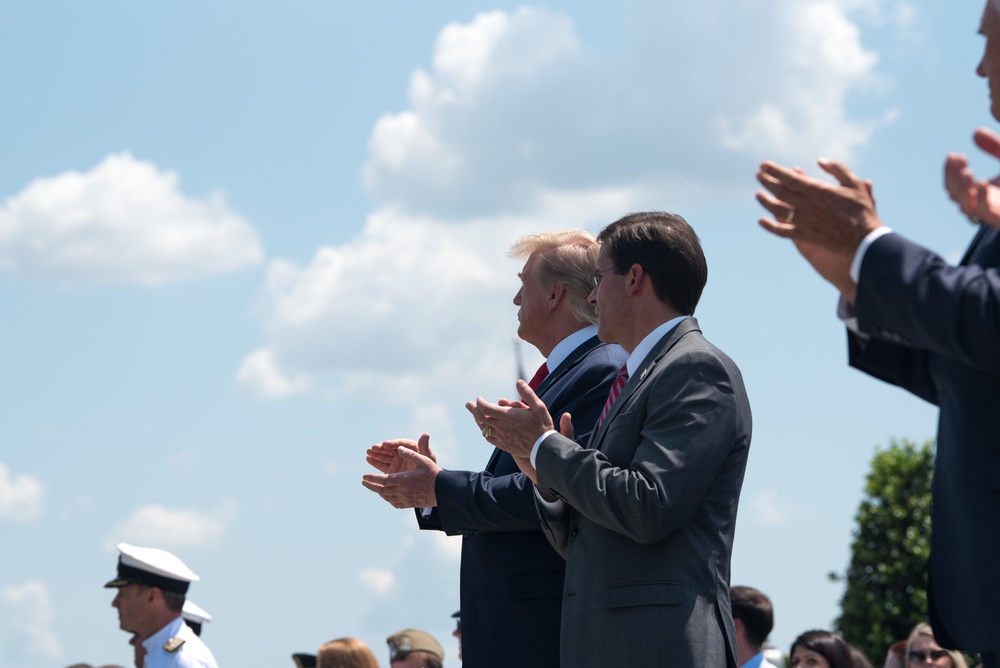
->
<box><xmin>528</xmin><ymin>362</ymin><xmax>549</xmax><ymax>391</ymax></box>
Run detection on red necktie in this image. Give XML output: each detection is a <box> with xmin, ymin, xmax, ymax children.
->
<box><xmin>528</xmin><ymin>362</ymin><xmax>549</xmax><ymax>391</ymax></box>
<box><xmin>597</xmin><ymin>364</ymin><xmax>629</xmax><ymax>427</ymax></box>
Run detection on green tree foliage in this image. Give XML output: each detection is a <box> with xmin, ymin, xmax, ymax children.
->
<box><xmin>830</xmin><ymin>438</ymin><xmax>934</xmax><ymax>661</ymax></box>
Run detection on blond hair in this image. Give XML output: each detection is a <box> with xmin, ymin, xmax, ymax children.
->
<box><xmin>907</xmin><ymin>623</ymin><xmax>968</xmax><ymax>668</ymax></box>
<box><xmin>508</xmin><ymin>230</ymin><xmax>599</xmax><ymax>324</ymax></box>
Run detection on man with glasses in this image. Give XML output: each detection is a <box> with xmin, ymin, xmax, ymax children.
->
<box><xmin>469</xmin><ymin>212</ymin><xmax>752</xmax><ymax>667</ymax></box>
<box><xmin>364</xmin><ymin>230</ymin><xmax>626</xmax><ymax>667</ymax></box>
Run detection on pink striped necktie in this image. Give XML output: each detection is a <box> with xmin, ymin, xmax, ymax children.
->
<box><xmin>598</xmin><ymin>364</ymin><xmax>629</xmax><ymax>427</ymax></box>
<box><xmin>528</xmin><ymin>362</ymin><xmax>549</xmax><ymax>391</ymax></box>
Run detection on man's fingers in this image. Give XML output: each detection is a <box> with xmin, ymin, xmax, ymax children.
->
<box><xmin>817</xmin><ymin>158</ymin><xmax>863</xmax><ymax>189</ymax></box>
<box><xmin>396</xmin><ymin>447</ymin><xmax>430</xmax><ymax>468</ymax></box>
<box><xmin>758</xmin><ymin>217</ymin><xmax>796</xmax><ymax>239</ymax></box>
<box><xmin>974</xmin><ymin>126</ymin><xmax>1000</xmax><ymax>159</ymax></box>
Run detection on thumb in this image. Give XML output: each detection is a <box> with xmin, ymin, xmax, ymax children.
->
<box><xmin>974</xmin><ymin>126</ymin><xmax>1000</xmax><ymax>160</ymax></box>
<box><xmin>417</xmin><ymin>432</ymin><xmax>437</xmax><ymax>462</ymax></box>
<box><xmin>516</xmin><ymin>379</ymin><xmax>546</xmax><ymax>412</ymax></box>
<box><xmin>397</xmin><ymin>447</ymin><xmax>431</xmax><ymax>469</ymax></box>
<box><xmin>559</xmin><ymin>413</ymin><xmax>575</xmax><ymax>440</ymax></box>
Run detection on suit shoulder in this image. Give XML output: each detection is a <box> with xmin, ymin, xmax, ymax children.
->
<box><xmin>580</xmin><ymin>341</ymin><xmax>628</xmax><ymax>367</ymax></box>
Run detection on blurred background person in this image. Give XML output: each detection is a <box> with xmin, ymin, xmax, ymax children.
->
<box><xmin>789</xmin><ymin>630</ymin><xmax>856</xmax><ymax>668</ymax></box>
<box><xmin>907</xmin><ymin>623</ymin><xmax>968</xmax><ymax>668</ymax></box>
<box><xmin>731</xmin><ymin>585</ymin><xmax>778</xmax><ymax>668</ymax></box>
<box><xmin>386</xmin><ymin>629</ymin><xmax>444</xmax><ymax>668</ymax></box>
<box><xmin>316</xmin><ymin>637</ymin><xmax>379</xmax><ymax>668</ymax></box>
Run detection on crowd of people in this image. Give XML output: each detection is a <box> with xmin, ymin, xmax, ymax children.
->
<box><xmin>61</xmin><ymin>0</ymin><xmax>1000</xmax><ymax>666</ymax></box>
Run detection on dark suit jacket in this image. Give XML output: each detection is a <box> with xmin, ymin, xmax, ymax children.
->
<box><xmin>417</xmin><ymin>335</ymin><xmax>627</xmax><ymax>668</ymax></box>
<box><xmin>848</xmin><ymin>228</ymin><xmax>1000</xmax><ymax>654</ymax></box>
<box><xmin>535</xmin><ymin>318</ymin><xmax>752</xmax><ymax>667</ymax></box>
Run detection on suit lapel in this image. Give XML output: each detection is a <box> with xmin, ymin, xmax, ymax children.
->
<box><xmin>487</xmin><ymin>334</ymin><xmax>605</xmax><ymax>471</ymax></box>
<box><xmin>588</xmin><ymin>318</ymin><xmax>701</xmax><ymax>450</ymax></box>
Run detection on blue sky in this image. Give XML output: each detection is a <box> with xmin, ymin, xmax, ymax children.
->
<box><xmin>0</xmin><ymin>1</ymin><xmax>992</xmax><ymax>666</ymax></box>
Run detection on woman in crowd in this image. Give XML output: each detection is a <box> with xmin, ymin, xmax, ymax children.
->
<box><xmin>790</xmin><ymin>630</ymin><xmax>857</xmax><ymax>668</ymax></box>
<box><xmin>906</xmin><ymin>623</ymin><xmax>968</xmax><ymax>668</ymax></box>
<box><xmin>316</xmin><ymin>637</ymin><xmax>379</xmax><ymax>668</ymax></box>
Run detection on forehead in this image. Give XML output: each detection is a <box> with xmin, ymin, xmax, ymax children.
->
<box><xmin>983</xmin><ymin>1</ymin><xmax>1000</xmax><ymax>33</ymax></box>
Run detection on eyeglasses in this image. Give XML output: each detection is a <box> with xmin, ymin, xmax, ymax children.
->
<box><xmin>908</xmin><ymin>649</ymin><xmax>951</xmax><ymax>664</ymax></box>
<box><xmin>591</xmin><ymin>266</ymin><xmax>622</xmax><ymax>287</ymax></box>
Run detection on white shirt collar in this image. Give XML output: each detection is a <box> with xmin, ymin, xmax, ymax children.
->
<box><xmin>626</xmin><ymin>315</ymin><xmax>688</xmax><ymax>378</ymax></box>
<box><xmin>546</xmin><ymin>324</ymin><xmax>598</xmax><ymax>372</ymax></box>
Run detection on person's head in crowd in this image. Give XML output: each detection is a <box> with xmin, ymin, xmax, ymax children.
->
<box><xmin>906</xmin><ymin>623</ymin><xmax>968</xmax><ymax>668</ymax></box>
<box><xmin>181</xmin><ymin>600</ymin><xmax>211</xmax><ymax>637</ymax></box>
<box><xmin>386</xmin><ymin>628</ymin><xmax>444</xmax><ymax>668</ymax></box>
<box><xmin>316</xmin><ymin>637</ymin><xmax>379</xmax><ymax>668</ymax></box>
<box><xmin>789</xmin><ymin>630</ymin><xmax>855</xmax><ymax>668</ymax></box>
<box><xmin>731</xmin><ymin>586</ymin><xmax>774</xmax><ymax>666</ymax></box>
<box><xmin>104</xmin><ymin>543</ymin><xmax>197</xmax><ymax>638</ymax></box>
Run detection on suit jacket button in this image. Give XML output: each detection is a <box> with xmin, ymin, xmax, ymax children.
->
<box><xmin>570</xmin><ymin>527</ymin><xmax>579</xmax><ymax>537</ymax></box>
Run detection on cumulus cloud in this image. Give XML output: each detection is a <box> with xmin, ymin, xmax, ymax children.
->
<box><xmin>107</xmin><ymin>499</ymin><xmax>238</xmax><ymax>550</ymax></box>
<box><xmin>363</xmin><ymin>1</ymin><xmax>896</xmax><ymax>219</ymax></box>
<box><xmin>0</xmin><ymin>152</ymin><xmax>263</xmax><ymax>286</ymax></box>
<box><xmin>1</xmin><ymin>581</ymin><xmax>61</xmax><ymax>662</ymax></box>
<box><xmin>243</xmin><ymin>1</ymin><xmax>904</xmax><ymax>401</ymax></box>
<box><xmin>237</xmin><ymin>209</ymin><xmax>547</xmax><ymax>399</ymax></box>
<box><xmin>0</xmin><ymin>463</ymin><xmax>44</xmax><ymax>523</ymax></box>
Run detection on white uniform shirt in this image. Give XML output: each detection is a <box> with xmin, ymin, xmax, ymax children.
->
<box><xmin>142</xmin><ymin>616</ymin><xmax>219</xmax><ymax>668</ymax></box>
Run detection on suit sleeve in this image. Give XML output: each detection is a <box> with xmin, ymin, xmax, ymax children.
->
<box><xmin>536</xmin><ymin>347</ymin><xmax>748</xmax><ymax>545</ymax></box>
<box><xmin>425</xmin><ymin>348</ymin><xmax>623</xmax><ymax>535</ymax></box>
<box><xmin>856</xmin><ymin>231</ymin><xmax>1000</xmax><ymax>374</ymax></box>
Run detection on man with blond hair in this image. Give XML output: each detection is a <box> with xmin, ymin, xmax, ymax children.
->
<box><xmin>363</xmin><ymin>230</ymin><xmax>626</xmax><ymax>668</ymax></box>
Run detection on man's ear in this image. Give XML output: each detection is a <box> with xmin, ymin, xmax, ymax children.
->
<box><xmin>625</xmin><ymin>264</ymin><xmax>644</xmax><ymax>297</ymax></box>
<box><xmin>548</xmin><ymin>283</ymin><xmax>566</xmax><ymax>310</ymax></box>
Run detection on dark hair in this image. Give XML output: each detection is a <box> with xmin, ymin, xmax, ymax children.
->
<box><xmin>161</xmin><ymin>590</ymin><xmax>185</xmax><ymax>613</ymax></box>
<box><xmin>790</xmin><ymin>630</ymin><xmax>855</xmax><ymax>668</ymax></box>
<box><xmin>596</xmin><ymin>211</ymin><xmax>707</xmax><ymax>315</ymax></box>
<box><xmin>730</xmin><ymin>586</ymin><xmax>774</xmax><ymax>647</ymax></box>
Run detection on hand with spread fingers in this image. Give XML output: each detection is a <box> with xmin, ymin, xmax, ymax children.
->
<box><xmin>756</xmin><ymin>158</ymin><xmax>884</xmax><ymax>304</ymax></box>
<box><xmin>362</xmin><ymin>434</ymin><xmax>442</xmax><ymax>508</ymax></box>
<box><xmin>466</xmin><ymin>380</ymin><xmax>554</xmax><ymax>463</ymax></box>
<box><xmin>366</xmin><ymin>433</ymin><xmax>437</xmax><ymax>475</ymax></box>
<box><xmin>945</xmin><ymin>127</ymin><xmax>1000</xmax><ymax>228</ymax></box>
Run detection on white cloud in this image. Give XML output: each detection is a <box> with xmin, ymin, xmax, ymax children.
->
<box><xmin>0</xmin><ymin>152</ymin><xmax>263</xmax><ymax>286</ymax></box>
<box><xmin>1</xmin><ymin>581</ymin><xmax>61</xmax><ymax>662</ymax></box>
<box><xmin>236</xmin><ymin>348</ymin><xmax>310</xmax><ymax>399</ymax></box>
<box><xmin>107</xmin><ymin>499</ymin><xmax>238</xmax><ymax>550</ymax></box>
<box><xmin>363</xmin><ymin>1</ymin><xmax>894</xmax><ymax>219</ymax></box>
<box><xmin>359</xmin><ymin>568</ymin><xmax>395</xmax><ymax>595</ymax></box>
<box><xmin>748</xmin><ymin>489</ymin><xmax>805</xmax><ymax>525</ymax></box>
<box><xmin>0</xmin><ymin>463</ymin><xmax>44</xmax><ymax>523</ymax></box>
<box><xmin>242</xmin><ymin>1</ymin><xmax>902</xmax><ymax>401</ymax></box>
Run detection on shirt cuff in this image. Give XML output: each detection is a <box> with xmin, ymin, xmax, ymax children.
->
<box><xmin>850</xmin><ymin>227</ymin><xmax>893</xmax><ymax>283</ymax></box>
<box><xmin>530</xmin><ymin>430</ymin><xmax>557</xmax><ymax>470</ymax></box>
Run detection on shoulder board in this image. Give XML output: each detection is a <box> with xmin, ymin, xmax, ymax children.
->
<box><xmin>163</xmin><ymin>637</ymin><xmax>186</xmax><ymax>653</ymax></box>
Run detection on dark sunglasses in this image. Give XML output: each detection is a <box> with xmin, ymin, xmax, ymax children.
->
<box><xmin>908</xmin><ymin>649</ymin><xmax>950</xmax><ymax>663</ymax></box>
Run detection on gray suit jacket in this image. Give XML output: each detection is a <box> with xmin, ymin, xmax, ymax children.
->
<box><xmin>535</xmin><ymin>317</ymin><xmax>752</xmax><ymax>667</ymax></box>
